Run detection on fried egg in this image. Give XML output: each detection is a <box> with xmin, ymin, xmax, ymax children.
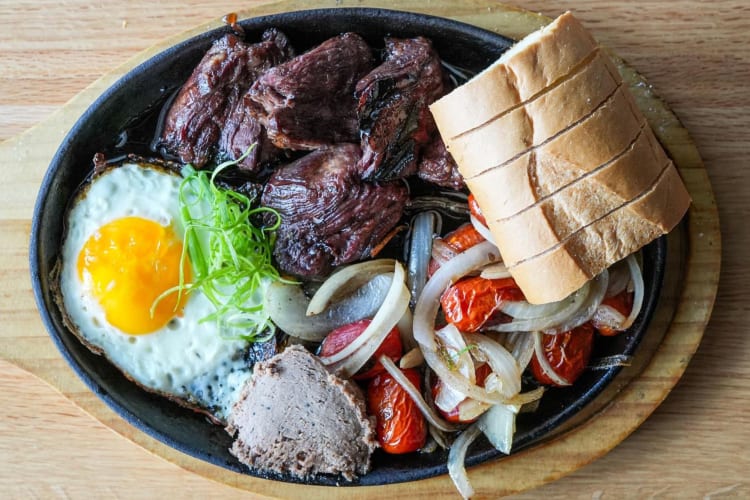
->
<box><xmin>58</xmin><ymin>162</ymin><xmax>253</xmax><ymax>421</ymax></box>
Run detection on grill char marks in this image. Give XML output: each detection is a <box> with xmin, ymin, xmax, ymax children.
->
<box><xmin>355</xmin><ymin>37</ymin><xmax>445</xmax><ymax>181</ymax></box>
<box><xmin>160</xmin><ymin>30</ymin><xmax>294</xmax><ymax>170</ymax></box>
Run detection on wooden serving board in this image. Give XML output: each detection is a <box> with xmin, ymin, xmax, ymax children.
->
<box><xmin>0</xmin><ymin>0</ymin><xmax>720</xmax><ymax>497</ymax></box>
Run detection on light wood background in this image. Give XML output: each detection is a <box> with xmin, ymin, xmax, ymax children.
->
<box><xmin>0</xmin><ymin>0</ymin><xmax>746</xmax><ymax>498</ymax></box>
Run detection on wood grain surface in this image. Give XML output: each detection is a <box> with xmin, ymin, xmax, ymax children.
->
<box><xmin>0</xmin><ymin>0</ymin><xmax>746</xmax><ymax>498</ymax></box>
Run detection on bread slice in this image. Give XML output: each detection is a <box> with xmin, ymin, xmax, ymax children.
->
<box><xmin>508</xmin><ymin>164</ymin><xmax>691</xmax><ymax>304</ymax></box>
<box><xmin>446</xmin><ymin>50</ymin><xmax>621</xmax><ymax>175</ymax></box>
<box><xmin>490</xmin><ymin>160</ymin><xmax>670</xmax><ymax>266</ymax></box>
<box><xmin>487</xmin><ymin>128</ymin><xmax>670</xmax><ymax>265</ymax></box>
<box><xmin>429</xmin><ymin>11</ymin><xmax>598</xmax><ymax>139</ymax></box>
<box><xmin>465</xmin><ymin>86</ymin><xmax>645</xmax><ymax>217</ymax></box>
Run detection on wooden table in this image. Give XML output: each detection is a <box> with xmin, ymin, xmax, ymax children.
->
<box><xmin>0</xmin><ymin>0</ymin><xmax>747</xmax><ymax>498</ymax></box>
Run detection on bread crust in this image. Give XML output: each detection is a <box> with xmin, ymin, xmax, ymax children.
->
<box><xmin>461</xmin><ymin>85</ymin><xmax>642</xmax><ymax>179</ymax></box>
<box><xmin>509</xmin><ymin>164</ymin><xmax>691</xmax><ymax>304</ymax></box>
<box><xmin>465</xmin><ymin>86</ymin><xmax>645</xmax><ymax>222</ymax></box>
<box><xmin>485</xmin><ymin>129</ymin><xmax>670</xmax><ymax>265</ymax></box>
<box><xmin>429</xmin><ymin>12</ymin><xmax>598</xmax><ymax>139</ymax></box>
<box><xmin>446</xmin><ymin>50</ymin><xmax>621</xmax><ymax>176</ymax></box>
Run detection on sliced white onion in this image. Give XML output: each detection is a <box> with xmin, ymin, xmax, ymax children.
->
<box><xmin>306</xmin><ymin>259</ymin><xmax>396</xmax><ymax>315</ymax></box>
<box><xmin>447</xmin><ymin>423</ymin><xmax>482</xmax><ymax>500</ymax></box>
<box><xmin>462</xmin><ymin>333</ymin><xmax>521</xmax><ymax>399</ymax></box>
<box><xmin>328</xmin><ymin>283</ymin><xmax>409</xmax><ymax>377</ymax></box>
<box><xmin>265</xmin><ymin>273</ymin><xmax>391</xmax><ymax>341</ymax></box>
<box><xmin>506</xmin><ymin>386</ymin><xmax>545</xmax><ymax>406</ymax></box>
<box><xmin>500</xmin><ymin>297</ymin><xmax>572</xmax><ymax>320</ymax></box>
<box><xmin>479</xmin><ymin>262</ymin><xmax>511</xmax><ymax>279</ymax></box>
<box><xmin>621</xmin><ymin>254</ymin><xmax>644</xmax><ymax>329</ymax></box>
<box><xmin>421</xmin><ymin>348</ymin><xmax>506</xmax><ymax>405</ymax></box>
<box><xmin>430</xmin><ymin>237</ymin><xmax>457</xmax><ymax>267</ymax></box>
<box><xmin>592</xmin><ymin>304</ymin><xmax>627</xmax><ymax>331</ymax></box>
<box><xmin>428</xmin><ymin>425</ymin><xmax>449</xmax><ymax>450</ymax></box>
<box><xmin>320</xmin><ymin>263</ymin><xmax>405</xmax><ymax>365</ymax></box>
<box><xmin>414</xmin><ymin>240</ymin><xmax>500</xmax><ymax>349</ymax></box>
<box><xmin>542</xmin><ymin>269</ymin><xmax>608</xmax><ymax>334</ymax></box>
<box><xmin>399</xmin><ymin>346</ymin><xmax>424</xmax><ymax>369</ymax></box>
<box><xmin>605</xmin><ymin>259</ymin><xmax>631</xmax><ymax>298</ymax></box>
<box><xmin>510</xmin><ymin>333</ymin><xmax>535</xmax><ymax>372</ymax></box>
<box><xmin>420</xmin><ymin>436</ymin><xmax>439</xmax><ymax>454</ymax></box>
<box><xmin>397</xmin><ymin>306</ymin><xmax>416</xmax><ymax>352</ymax></box>
<box><xmin>379</xmin><ymin>355</ymin><xmax>460</xmax><ymax>432</ymax></box>
<box><xmin>424</xmin><ymin>369</ymin><xmax>451</xmax><ymax>449</ymax></box>
<box><xmin>456</xmin><ymin>398</ymin><xmax>491</xmax><ymax>422</ymax></box>
<box><xmin>533</xmin><ymin>331</ymin><xmax>570</xmax><ymax>386</ymax></box>
<box><xmin>478</xmin><ymin>403</ymin><xmax>520</xmax><ymax>454</ymax></box>
<box><xmin>434</xmin><ymin>324</ymin><xmax>476</xmax><ymax>412</ymax></box>
<box><xmin>324</xmin><ymin>270</ymin><xmax>410</xmax><ymax>377</ymax></box>
<box><xmin>469</xmin><ymin>214</ymin><xmax>496</xmax><ymax>245</ymax></box>
<box><xmin>490</xmin><ymin>281</ymin><xmax>591</xmax><ymax>332</ymax></box>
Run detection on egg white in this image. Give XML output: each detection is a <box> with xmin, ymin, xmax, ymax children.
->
<box><xmin>58</xmin><ymin>163</ymin><xmax>253</xmax><ymax>421</ymax></box>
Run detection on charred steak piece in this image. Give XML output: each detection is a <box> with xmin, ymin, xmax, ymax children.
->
<box><xmin>217</xmin><ymin>29</ymin><xmax>294</xmax><ymax>172</ymax></box>
<box><xmin>226</xmin><ymin>345</ymin><xmax>378</xmax><ymax>480</ymax></box>
<box><xmin>355</xmin><ymin>37</ymin><xmax>445</xmax><ymax>181</ymax></box>
<box><xmin>417</xmin><ymin>134</ymin><xmax>465</xmax><ymax>190</ymax></box>
<box><xmin>248</xmin><ymin>33</ymin><xmax>374</xmax><ymax>150</ymax></box>
<box><xmin>261</xmin><ymin>144</ymin><xmax>408</xmax><ymax>277</ymax></box>
<box><xmin>161</xmin><ymin>30</ymin><xmax>293</xmax><ymax>169</ymax></box>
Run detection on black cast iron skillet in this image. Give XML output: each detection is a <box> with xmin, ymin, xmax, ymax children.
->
<box><xmin>30</xmin><ymin>7</ymin><xmax>666</xmax><ymax>486</ymax></box>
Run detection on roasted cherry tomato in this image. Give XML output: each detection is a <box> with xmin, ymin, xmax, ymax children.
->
<box><xmin>432</xmin><ymin>363</ymin><xmax>492</xmax><ymax>423</ymax></box>
<box><xmin>367</xmin><ymin>368</ymin><xmax>427</xmax><ymax>454</ymax></box>
<box><xmin>319</xmin><ymin>319</ymin><xmax>402</xmax><ymax>380</ymax></box>
<box><xmin>530</xmin><ymin>323</ymin><xmax>595</xmax><ymax>386</ymax></box>
<box><xmin>428</xmin><ymin>223</ymin><xmax>486</xmax><ymax>276</ymax></box>
<box><xmin>592</xmin><ymin>291</ymin><xmax>634</xmax><ymax>336</ymax></box>
<box><xmin>468</xmin><ymin>194</ymin><xmax>488</xmax><ymax>227</ymax></box>
<box><xmin>440</xmin><ymin>276</ymin><xmax>525</xmax><ymax>332</ymax></box>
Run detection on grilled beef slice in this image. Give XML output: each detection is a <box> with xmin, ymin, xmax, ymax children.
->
<box><xmin>161</xmin><ymin>30</ymin><xmax>293</xmax><ymax>169</ymax></box>
<box><xmin>355</xmin><ymin>37</ymin><xmax>445</xmax><ymax>181</ymax></box>
<box><xmin>417</xmin><ymin>134</ymin><xmax>465</xmax><ymax>190</ymax></box>
<box><xmin>226</xmin><ymin>345</ymin><xmax>377</xmax><ymax>480</ymax></box>
<box><xmin>261</xmin><ymin>144</ymin><xmax>408</xmax><ymax>277</ymax></box>
<box><xmin>247</xmin><ymin>33</ymin><xmax>374</xmax><ymax>150</ymax></box>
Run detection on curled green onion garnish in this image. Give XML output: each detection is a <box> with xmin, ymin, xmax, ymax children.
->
<box><xmin>152</xmin><ymin>147</ymin><xmax>285</xmax><ymax>342</ymax></box>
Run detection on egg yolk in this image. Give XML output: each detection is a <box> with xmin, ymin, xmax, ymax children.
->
<box><xmin>77</xmin><ymin>216</ymin><xmax>191</xmax><ymax>335</ymax></box>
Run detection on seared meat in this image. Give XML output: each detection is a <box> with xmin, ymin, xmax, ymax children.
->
<box><xmin>261</xmin><ymin>144</ymin><xmax>408</xmax><ymax>277</ymax></box>
<box><xmin>161</xmin><ymin>30</ymin><xmax>293</xmax><ymax>169</ymax></box>
<box><xmin>218</xmin><ymin>98</ymin><xmax>281</xmax><ymax>173</ymax></box>
<box><xmin>417</xmin><ymin>135</ymin><xmax>464</xmax><ymax>190</ymax></box>
<box><xmin>355</xmin><ymin>37</ymin><xmax>445</xmax><ymax>181</ymax></box>
<box><xmin>227</xmin><ymin>345</ymin><xmax>377</xmax><ymax>480</ymax></box>
<box><xmin>248</xmin><ymin>33</ymin><xmax>374</xmax><ymax>150</ymax></box>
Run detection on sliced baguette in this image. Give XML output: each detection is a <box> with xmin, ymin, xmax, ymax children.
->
<box><xmin>429</xmin><ymin>12</ymin><xmax>598</xmax><ymax>139</ymax></box>
<box><xmin>445</xmin><ymin>50</ymin><xmax>621</xmax><ymax>175</ymax></box>
<box><xmin>508</xmin><ymin>164</ymin><xmax>691</xmax><ymax>304</ymax></box>
<box><xmin>489</xmin><ymin>160</ymin><xmax>670</xmax><ymax>266</ymax></box>
<box><xmin>458</xmin><ymin>84</ymin><xmax>641</xmax><ymax>179</ymax></box>
<box><xmin>465</xmin><ymin>87</ymin><xmax>644</xmax><ymax>218</ymax></box>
